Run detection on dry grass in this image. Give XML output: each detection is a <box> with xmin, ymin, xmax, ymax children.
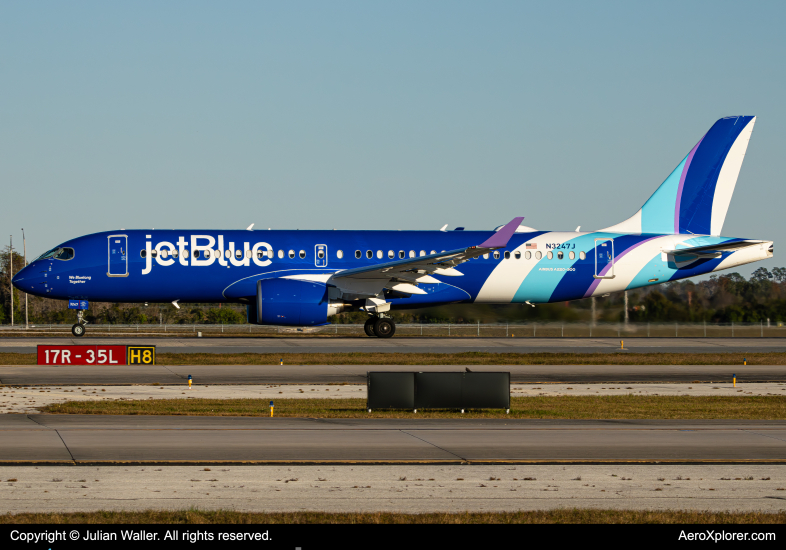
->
<box><xmin>155</xmin><ymin>352</ymin><xmax>786</xmax><ymax>366</ymax></box>
<box><xmin>1</xmin><ymin>509</ymin><xmax>784</xmax><ymax>524</ymax></box>
<box><xmin>39</xmin><ymin>395</ymin><xmax>786</xmax><ymax>419</ymax></box>
<box><xmin>5</xmin><ymin>351</ymin><xmax>786</xmax><ymax>366</ymax></box>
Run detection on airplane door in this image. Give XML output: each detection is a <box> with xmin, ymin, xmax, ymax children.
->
<box><xmin>315</xmin><ymin>244</ymin><xmax>328</xmax><ymax>267</ymax></box>
<box><xmin>593</xmin><ymin>238</ymin><xmax>615</xmax><ymax>279</ymax></box>
<box><xmin>108</xmin><ymin>235</ymin><xmax>128</xmax><ymax>277</ymax></box>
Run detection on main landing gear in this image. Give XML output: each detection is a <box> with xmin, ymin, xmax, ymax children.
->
<box><xmin>363</xmin><ymin>316</ymin><xmax>396</xmax><ymax>338</ymax></box>
<box><xmin>71</xmin><ymin>310</ymin><xmax>88</xmax><ymax>338</ymax></box>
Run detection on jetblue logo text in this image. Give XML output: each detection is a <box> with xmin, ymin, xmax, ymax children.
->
<box><xmin>142</xmin><ymin>235</ymin><xmax>273</xmax><ymax>275</ymax></box>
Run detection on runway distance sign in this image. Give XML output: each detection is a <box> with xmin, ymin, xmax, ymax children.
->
<box><xmin>37</xmin><ymin>345</ymin><xmax>141</xmax><ymax>366</ymax></box>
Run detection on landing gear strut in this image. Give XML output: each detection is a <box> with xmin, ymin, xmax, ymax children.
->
<box><xmin>364</xmin><ymin>316</ymin><xmax>396</xmax><ymax>338</ymax></box>
<box><xmin>71</xmin><ymin>310</ymin><xmax>87</xmax><ymax>338</ymax></box>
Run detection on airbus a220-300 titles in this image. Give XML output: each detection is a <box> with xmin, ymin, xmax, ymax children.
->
<box><xmin>13</xmin><ymin>116</ymin><xmax>772</xmax><ymax>338</ymax></box>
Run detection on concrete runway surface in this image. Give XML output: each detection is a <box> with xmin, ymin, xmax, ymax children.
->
<box><xmin>2</xmin><ymin>383</ymin><xmax>786</xmax><ymax>414</ymax></box>
<box><xmin>1</xmin><ymin>336</ymin><xmax>786</xmax><ymax>354</ymax></box>
<box><xmin>1</xmin><ymin>464</ymin><xmax>784</xmax><ymax>513</ymax></box>
<box><xmin>2</xmin><ymin>416</ymin><xmax>785</xmax><ymax>464</ymax></box>
<box><xmin>2</xmin><ymin>364</ymin><xmax>784</xmax><ymax>385</ymax></box>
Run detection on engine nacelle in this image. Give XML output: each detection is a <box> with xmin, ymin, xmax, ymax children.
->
<box><xmin>246</xmin><ymin>278</ymin><xmax>348</xmax><ymax>326</ymax></box>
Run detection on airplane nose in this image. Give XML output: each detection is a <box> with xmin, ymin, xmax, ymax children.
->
<box><xmin>12</xmin><ymin>265</ymin><xmax>33</xmax><ymax>290</ymax></box>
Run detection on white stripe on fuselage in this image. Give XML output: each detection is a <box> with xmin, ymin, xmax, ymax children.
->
<box><xmin>476</xmin><ymin>232</ymin><xmax>575</xmax><ymax>303</ymax></box>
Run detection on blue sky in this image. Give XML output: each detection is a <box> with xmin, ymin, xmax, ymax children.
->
<box><xmin>2</xmin><ymin>1</ymin><xmax>784</xmax><ymax>276</ymax></box>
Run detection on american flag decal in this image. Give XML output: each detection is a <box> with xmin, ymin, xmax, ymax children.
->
<box><xmin>526</xmin><ymin>243</ymin><xmax>537</xmax><ymax>249</ymax></box>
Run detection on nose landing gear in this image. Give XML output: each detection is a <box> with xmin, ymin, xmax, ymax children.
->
<box><xmin>71</xmin><ymin>309</ymin><xmax>88</xmax><ymax>338</ymax></box>
<box><xmin>363</xmin><ymin>316</ymin><xmax>396</xmax><ymax>338</ymax></box>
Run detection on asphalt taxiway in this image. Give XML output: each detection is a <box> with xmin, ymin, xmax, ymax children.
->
<box><xmin>1</xmin><ymin>364</ymin><xmax>784</xmax><ymax>385</ymax></box>
<box><xmin>3</xmin><ymin>416</ymin><xmax>785</xmax><ymax>464</ymax></box>
<box><xmin>1</xmin><ymin>336</ymin><xmax>786</xmax><ymax>354</ymax></box>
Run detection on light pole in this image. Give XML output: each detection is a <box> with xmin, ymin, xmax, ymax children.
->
<box><xmin>22</xmin><ymin>229</ymin><xmax>28</xmax><ymax>329</ymax></box>
<box><xmin>9</xmin><ymin>235</ymin><xmax>13</xmax><ymax>327</ymax></box>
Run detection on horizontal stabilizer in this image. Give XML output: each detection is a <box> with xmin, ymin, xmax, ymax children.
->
<box><xmin>663</xmin><ymin>240</ymin><xmax>766</xmax><ymax>258</ymax></box>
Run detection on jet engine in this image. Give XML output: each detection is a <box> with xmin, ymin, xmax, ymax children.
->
<box><xmin>246</xmin><ymin>278</ymin><xmax>349</xmax><ymax>326</ymax></box>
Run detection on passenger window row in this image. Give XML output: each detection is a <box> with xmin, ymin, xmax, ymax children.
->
<box><xmin>141</xmin><ymin>249</ymin><xmax>266</xmax><ymax>259</ymax></box>
<box><xmin>489</xmin><ymin>249</ymin><xmax>587</xmax><ymax>261</ymax></box>
<box><xmin>140</xmin><ymin>247</ymin><xmax>588</xmax><ymax>262</ymax></box>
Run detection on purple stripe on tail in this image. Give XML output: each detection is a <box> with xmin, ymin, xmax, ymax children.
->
<box><xmin>674</xmin><ymin>135</ymin><xmax>705</xmax><ymax>234</ymax></box>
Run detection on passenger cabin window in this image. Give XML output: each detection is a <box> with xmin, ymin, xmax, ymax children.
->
<box><xmin>579</xmin><ymin>251</ymin><xmax>586</xmax><ymax>260</ymax></box>
<box><xmin>367</xmin><ymin>250</ymin><xmax>373</xmax><ymax>259</ymax></box>
<box><xmin>288</xmin><ymin>250</ymin><xmax>295</xmax><ymax>259</ymax></box>
<box><xmin>557</xmin><ymin>251</ymin><xmax>564</xmax><ymax>260</ymax></box>
<box><xmin>317</xmin><ymin>250</ymin><xmax>324</xmax><ymax>259</ymax></box>
<box><xmin>236</xmin><ymin>250</ymin><xmax>243</xmax><ymax>258</ymax></box>
<box><xmin>547</xmin><ymin>251</ymin><xmax>553</xmax><ymax>260</ymax></box>
<box><xmin>483</xmin><ymin>253</ymin><xmax>489</xmax><ymax>259</ymax></box>
<box><xmin>525</xmin><ymin>251</ymin><xmax>531</xmax><ymax>260</ymax></box>
<box><xmin>430</xmin><ymin>250</ymin><xmax>436</xmax><ymax>255</ymax></box>
<box><xmin>337</xmin><ymin>250</ymin><xmax>344</xmax><ymax>259</ymax></box>
<box><xmin>299</xmin><ymin>250</ymin><xmax>306</xmax><ymax>259</ymax></box>
<box><xmin>172</xmin><ymin>250</ymin><xmax>179</xmax><ymax>258</ymax></box>
<box><xmin>409</xmin><ymin>250</ymin><xmax>415</xmax><ymax>258</ymax></box>
<box><xmin>377</xmin><ymin>250</ymin><xmax>383</xmax><ymax>259</ymax></box>
<box><xmin>420</xmin><ymin>250</ymin><xmax>426</xmax><ymax>257</ymax></box>
<box><xmin>504</xmin><ymin>251</ymin><xmax>510</xmax><ymax>259</ymax></box>
<box><xmin>514</xmin><ymin>251</ymin><xmax>521</xmax><ymax>259</ymax></box>
<box><xmin>493</xmin><ymin>251</ymin><xmax>500</xmax><ymax>259</ymax></box>
<box><xmin>388</xmin><ymin>250</ymin><xmax>394</xmax><ymax>259</ymax></box>
<box><xmin>278</xmin><ymin>250</ymin><xmax>284</xmax><ymax>259</ymax></box>
<box><xmin>569</xmin><ymin>251</ymin><xmax>575</xmax><ymax>260</ymax></box>
<box><xmin>140</xmin><ymin>250</ymin><xmax>146</xmax><ymax>258</ymax></box>
<box><xmin>355</xmin><ymin>250</ymin><xmax>361</xmax><ymax>259</ymax></box>
<box><xmin>399</xmin><ymin>250</ymin><xmax>405</xmax><ymax>259</ymax></box>
<box><xmin>535</xmin><ymin>251</ymin><xmax>542</xmax><ymax>259</ymax></box>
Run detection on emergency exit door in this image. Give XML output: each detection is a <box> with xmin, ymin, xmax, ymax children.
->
<box><xmin>593</xmin><ymin>238</ymin><xmax>615</xmax><ymax>279</ymax></box>
<box><xmin>315</xmin><ymin>244</ymin><xmax>328</xmax><ymax>267</ymax></box>
<box><xmin>108</xmin><ymin>235</ymin><xmax>128</xmax><ymax>277</ymax></box>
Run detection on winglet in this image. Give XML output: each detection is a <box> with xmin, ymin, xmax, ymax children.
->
<box><xmin>479</xmin><ymin>217</ymin><xmax>525</xmax><ymax>248</ymax></box>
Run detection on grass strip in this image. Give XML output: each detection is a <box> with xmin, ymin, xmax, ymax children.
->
<box><xmin>0</xmin><ymin>509</ymin><xmax>784</xmax><ymax>524</ymax></box>
<box><xmin>39</xmin><ymin>395</ymin><xmax>786</xmax><ymax>419</ymax></box>
<box><xmin>6</xmin><ymin>351</ymin><xmax>786</xmax><ymax>366</ymax></box>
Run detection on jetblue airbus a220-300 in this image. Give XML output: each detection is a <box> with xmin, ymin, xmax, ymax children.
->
<box><xmin>13</xmin><ymin>116</ymin><xmax>773</xmax><ymax>338</ymax></box>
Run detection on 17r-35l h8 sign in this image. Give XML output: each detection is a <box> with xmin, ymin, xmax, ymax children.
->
<box><xmin>37</xmin><ymin>345</ymin><xmax>156</xmax><ymax>365</ymax></box>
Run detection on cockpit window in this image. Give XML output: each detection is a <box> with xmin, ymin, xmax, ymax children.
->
<box><xmin>35</xmin><ymin>247</ymin><xmax>75</xmax><ymax>261</ymax></box>
<box><xmin>55</xmin><ymin>248</ymin><xmax>75</xmax><ymax>260</ymax></box>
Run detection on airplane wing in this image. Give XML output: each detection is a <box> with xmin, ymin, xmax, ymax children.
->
<box><xmin>663</xmin><ymin>240</ymin><xmax>766</xmax><ymax>259</ymax></box>
<box><xmin>326</xmin><ymin>217</ymin><xmax>524</xmax><ymax>300</ymax></box>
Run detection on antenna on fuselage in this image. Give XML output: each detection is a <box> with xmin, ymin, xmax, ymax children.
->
<box><xmin>246</xmin><ymin>224</ymin><xmax>255</xmax><ymax>231</ymax></box>
<box><xmin>439</xmin><ymin>224</ymin><xmax>448</xmax><ymax>231</ymax></box>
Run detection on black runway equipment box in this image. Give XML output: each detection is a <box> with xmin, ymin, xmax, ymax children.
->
<box><xmin>366</xmin><ymin>371</ymin><xmax>510</xmax><ymax>411</ymax></box>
